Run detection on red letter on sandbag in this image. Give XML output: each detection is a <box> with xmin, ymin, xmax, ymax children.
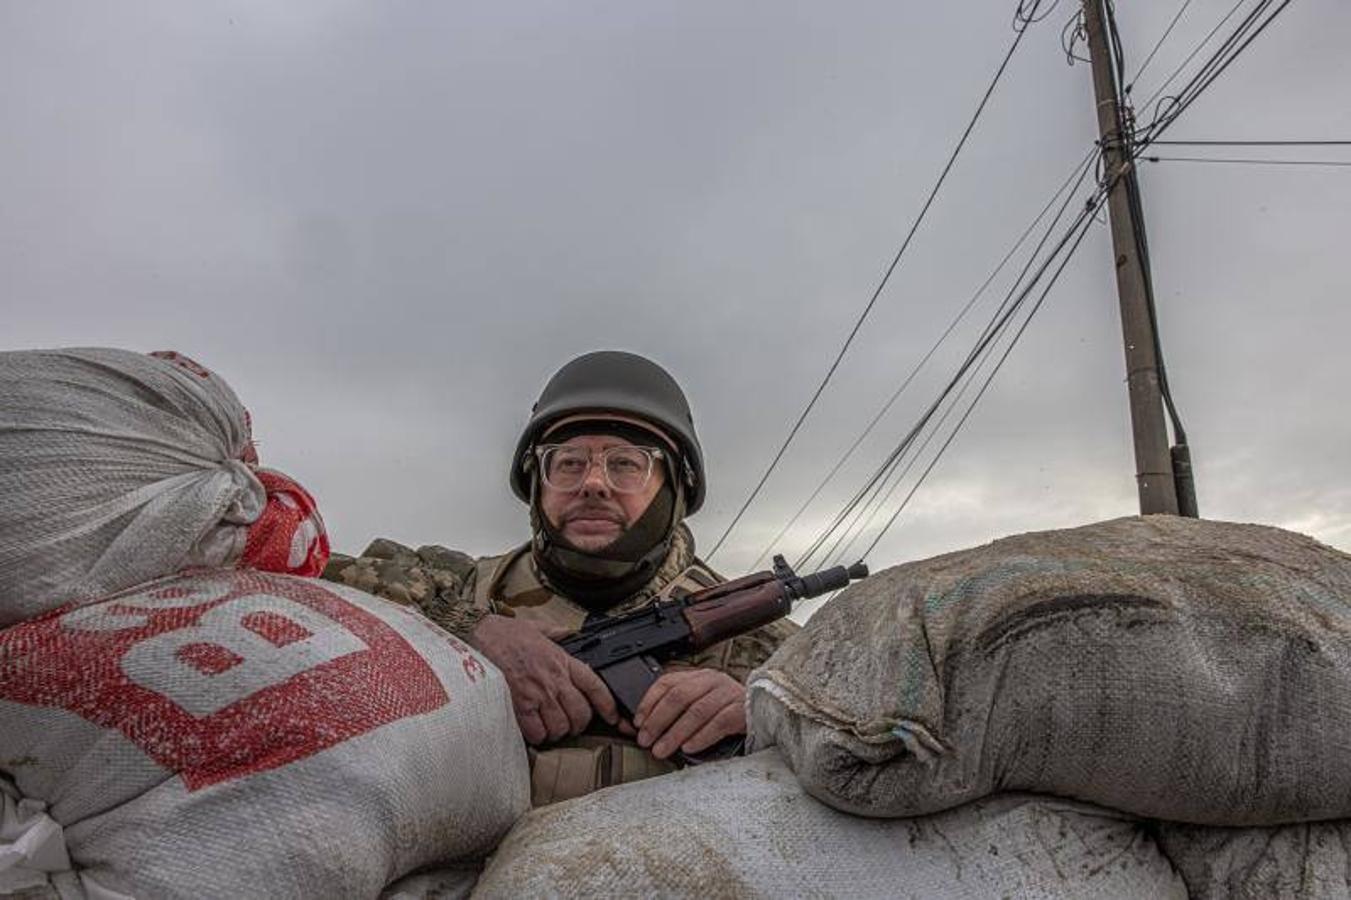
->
<box><xmin>0</xmin><ymin>571</ymin><xmax>450</xmax><ymax>789</ymax></box>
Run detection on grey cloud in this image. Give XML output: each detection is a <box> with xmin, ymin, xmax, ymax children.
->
<box><xmin>3</xmin><ymin>0</ymin><xmax>1346</xmax><ymax>590</ymax></box>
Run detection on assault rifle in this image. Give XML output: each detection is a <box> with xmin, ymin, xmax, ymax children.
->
<box><xmin>559</xmin><ymin>555</ymin><xmax>868</xmax><ymax>724</ymax></box>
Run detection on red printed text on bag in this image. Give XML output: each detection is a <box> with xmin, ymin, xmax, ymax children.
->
<box><xmin>0</xmin><ymin>571</ymin><xmax>449</xmax><ymax>789</ymax></box>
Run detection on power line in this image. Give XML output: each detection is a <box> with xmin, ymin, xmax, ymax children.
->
<box><xmin>1150</xmin><ymin>139</ymin><xmax>1351</xmax><ymax>146</ymax></box>
<box><xmin>748</xmin><ymin>148</ymin><xmax>1098</xmax><ymax>571</ymax></box>
<box><xmin>856</xmin><ymin>206</ymin><xmax>1103</xmax><ymax>564</ymax></box>
<box><xmin>706</xmin><ymin>1</ymin><xmax>1051</xmax><ymax>562</ymax></box>
<box><xmin>1015</xmin><ymin>0</ymin><xmax>1063</xmax><ymax>27</ymax></box>
<box><xmin>1129</xmin><ymin>0</ymin><xmax>1195</xmax><ymax>89</ymax></box>
<box><xmin>804</xmin><ymin>0</ymin><xmax>1303</xmax><ymax>570</ymax></box>
<box><xmin>1107</xmin><ymin>0</ymin><xmax>1300</xmax><ymax>456</ymax></box>
<box><xmin>809</xmin><ymin>0</ymin><xmax>1301</xmax><ymax>569</ymax></box>
<box><xmin>1146</xmin><ymin>155</ymin><xmax>1351</xmax><ymax>167</ymax></box>
<box><xmin>763</xmin><ymin>0</ymin><xmax>1302</xmax><ymax>574</ymax></box>
<box><xmin>1137</xmin><ymin>0</ymin><xmax>1250</xmax><ymax>113</ymax></box>
<box><xmin>1062</xmin><ymin>11</ymin><xmax>1091</xmax><ymax>65</ymax></box>
<box><xmin>796</xmin><ymin>173</ymin><xmax>1103</xmax><ymax>569</ymax></box>
<box><xmin>796</xmin><ymin>172</ymin><xmax>1105</xmax><ymax>571</ymax></box>
<box><xmin>822</xmin><ymin>335</ymin><xmax>989</xmax><ymax>570</ymax></box>
<box><xmin>1137</xmin><ymin>0</ymin><xmax>1295</xmax><ymax>147</ymax></box>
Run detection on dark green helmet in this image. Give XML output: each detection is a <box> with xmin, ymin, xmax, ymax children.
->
<box><xmin>511</xmin><ymin>351</ymin><xmax>706</xmax><ymax>514</ymax></box>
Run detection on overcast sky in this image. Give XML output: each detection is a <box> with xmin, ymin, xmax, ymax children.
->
<box><xmin>4</xmin><ymin>0</ymin><xmax>1348</xmax><ymax>596</ymax></box>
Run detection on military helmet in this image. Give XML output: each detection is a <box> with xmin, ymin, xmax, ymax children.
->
<box><xmin>511</xmin><ymin>350</ymin><xmax>706</xmax><ymax>514</ymax></box>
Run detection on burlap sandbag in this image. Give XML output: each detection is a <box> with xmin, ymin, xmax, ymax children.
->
<box><xmin>472</xmin><ymin>749</ymin><xmax>1185</xmax><ymax>899</ymax></box>
<box><xmin>748</xmin><ymin>516</ymin><xmax>1351</xmax><ymax>825</ymax></box>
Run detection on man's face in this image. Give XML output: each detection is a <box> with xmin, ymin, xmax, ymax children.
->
<box><xmin>538</xmin><ymin>433</ymin><xmax>667</xmax><ymax>552</ymax></box>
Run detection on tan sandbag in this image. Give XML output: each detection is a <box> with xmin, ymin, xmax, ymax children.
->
<box><xmin>749</xmin><ymin>516</ymin><xmax>1351</xmax><ymax>825</ymax></box>
<box><xmin>382</xmin><ymin>865</ymin><xmax>481</xmax><ymax>900</ymax></box>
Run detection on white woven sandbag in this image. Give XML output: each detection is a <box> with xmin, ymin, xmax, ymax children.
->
<box><xmin>1156</xmin><ymin>820</ymin><xmax>1351</xmax><ymax>899</ymax></box>
<box><xmin>472</xmin><ymin>750</ymin><xmax>1185</xmax><ymax>899</ymax></box>
<box><xmin>0</xmin><ymin>570</ymin><xmax>530</xmax><ymax>899</ymax></box>
<box><xmin>748</xmin><ymin>516</ymin><xmax>1351</xmax><ymax>826</ymax></box>
<box><xmin>0</xmin><ymin>776</ymin><xmax>70</xmax><ymax>897</ymax></box>
<box><xmin>0</xmin><ymin>349</ymin><xmax>264</xmax><ymax>627</ymax></box>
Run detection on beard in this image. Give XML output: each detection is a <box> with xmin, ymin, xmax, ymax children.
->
<box><xmin>557</xmin><ymin>503</ymin><xmax>629</xmax><ymax>551</ymax></box>
<box><xmin>531</xmin><ymin>479</ymin><xmax>683</xmax><ymax>611</ymax></box>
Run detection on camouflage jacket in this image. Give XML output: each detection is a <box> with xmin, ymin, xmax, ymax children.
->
<box><xmin>321</xmin><ymin>525</ymin><xmax>796</xmax><ymax>684</ymax></box>
<box><xmin>323</xmin><ymin>527</ymin><xmax>797</xmax><ymax>805</ymax></box>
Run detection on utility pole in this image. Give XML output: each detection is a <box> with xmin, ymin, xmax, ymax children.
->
<box><xmin>1082</xmin><ymin>0</ymin><xmax>1180</xmax><ymax>515</ymax></box>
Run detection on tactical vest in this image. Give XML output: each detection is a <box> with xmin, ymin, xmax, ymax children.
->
<box><xmin>469</xmin><ymin>542</ymin><xmax>756</xmax><ymax>806</ymax></box>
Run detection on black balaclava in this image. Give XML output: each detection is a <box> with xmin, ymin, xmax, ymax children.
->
<box><xmin>529</xmin><ymin>420</ymin><xmax>685</xmax><ymax>611</ymax></box>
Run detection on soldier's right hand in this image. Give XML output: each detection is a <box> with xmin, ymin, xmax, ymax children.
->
<box><xmin>467</xmin><ymin>614</ymin><xmax>619</xmax><ymax>745</ymax></box>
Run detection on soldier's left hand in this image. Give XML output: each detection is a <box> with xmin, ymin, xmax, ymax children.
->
<box><xmin>633</xmin><ymin>668</ymin><xmax>745</xmax><ymax>760</ymax></box>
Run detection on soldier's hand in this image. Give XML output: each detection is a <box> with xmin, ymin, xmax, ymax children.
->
<box><xmin>467</xmin><ymin>614</ymin><xmax>619</xmax><ymax>745</ymax></box>
<box><xmin>633</xmin><ymin>668</ymin><xmax>746</xmax><ymax>760</ymax></box>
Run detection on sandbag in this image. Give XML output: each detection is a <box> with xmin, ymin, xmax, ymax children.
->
<box><xmin>0</xmin><ymin>348</ymin><xmax>325</xmax><ymax>628</ymax></box>
<box><xmin>0</xmin><ymin>570</ymin><xmax>530</xmax><ymax>898</ymax></box>
<box><xmin>1156</xmin><ymin>821</ymin><xmax>1351</xmax><ymax>897</ymax></box>
<box><xmin>0</xmin><ymin>777</ymin><xmax>70</xmax><ymax>897</ymax></box>
<box><xmin>471</xmin><ymin>749</ymin><xmax>1184</xmax><ymax>899</ymax></box>
<box><xmin>381</xmin><ymin>866</ymin><xmax>481</xmax><ymax>900</ymax></box>
<box><xmin>749</xmin><ymin>516</ymin><xmax>1351</xmax><ymax>825</ymax></box>
<box><xmin>1156</xmin><ymin>820</ymin><xmax>1351</xmax><ymax>899</ymax></box>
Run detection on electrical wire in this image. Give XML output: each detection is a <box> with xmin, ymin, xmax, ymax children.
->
<box><xmin>1129</xmin><ymin>0</ymin><xmax>1195</xmax><ymax>90</ymax></box>
<box><xmin>796</xmin><ymin>178</ymin><xmax>1100</xmax><ymax>570</ymax></box>
<box><xmin>1146</xmin><ymin>155</ymin><xmax>1351</xmax><ymax>167</ymax></box>
<box><xmin>1106</xmin><ymin>1</ymin><xmax>1128</xmax><ymax>89</ymax></box>
<box><xmin>1136</xmin><ymin>0</ymin><xmax>1250</xmax><ymax>114</ymax></box>
<box><xmin>796</xmin><ymin>170</ymin><xmax>1105</xmax><ymax>571</ymax></box>
<box><xmin>1062</xmin><ymin>11</ymin><xmax>1090</xmax><ymax>65</ymax></box>
<box><xmin>706</xmin><ymin>0</ymin><xmax>1051</xmax><ymax>562</ymax></box>
<box><xmin>857</xmin><ymin>207</ymin><xmax>1101</xmax><ymax>563</ymax></box>
<box><xmin>1150</xmin><ymin>139</ymin><xmax>1351</xmax><ymax>146</ymax></box>
<box><xmin>805</xmin><ymin>0</ymin><xmax>1302</xmax><ymax>570</ymax></box>
<box><xmin>1104</xmin><ymin>0</ymin><xmax>1300</xmax><ymax>457</ymax></box>
<box><xmin>748</xmin><ymin>148</ymin><xmax>1098</xmax><ymax>571</ymax></box>
<box><xmin>1016</xmin><ymin>0</ymin><xmax>1062</xmax><ymax>28</ymax></box>
<box><xmin>808</xmin><ymin>190</ymin><xmax>1107</xmax><ymax>572</ymax></box>
<box><xmin>821</xmin><ymin>337</ymin><xmax>989</xmax><ymax>570</ymax></box>
<box><xmin>1136</xmin><ymin>0</ymin><xmax>1295</xmax><ymax>147</ymax></box>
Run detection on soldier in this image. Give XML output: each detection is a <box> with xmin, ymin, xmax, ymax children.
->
<box><xmin>324</xmin><ymin>351</ymin><xmax>795</xmax><ymax>804</ymax></box>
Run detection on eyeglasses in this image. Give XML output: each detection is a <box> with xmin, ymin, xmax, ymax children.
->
<box><xmin>534</xmin><ymin>444</ymin><xmax>665</xmax><ymax>493</ymax></box>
